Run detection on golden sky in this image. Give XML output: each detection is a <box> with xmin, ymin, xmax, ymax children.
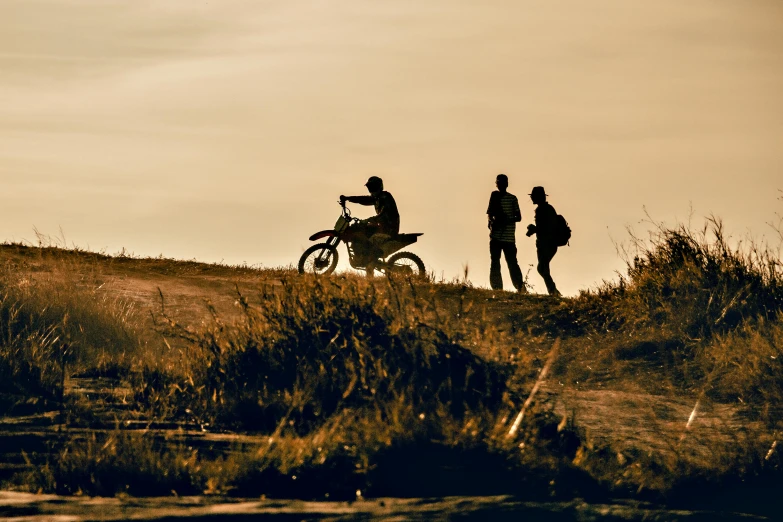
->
<box><xmin>2</xmin><ymin>0</ymin><xmax>782</xmax><ymax>294</ymax></box>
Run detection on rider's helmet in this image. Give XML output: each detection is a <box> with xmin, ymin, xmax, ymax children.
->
<box><xmin>365</xmin><ymin>176</ymin><xmax>384</xmax><ymax>193</ymax></box>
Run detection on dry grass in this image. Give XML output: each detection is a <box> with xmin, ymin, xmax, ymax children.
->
<box><xmin>15</xmin><ymin>430</ymin><xmax>236</xmax><ymax>497</ymax></box>
<box><xmin>0</xmin><ymin>246</ymin><xmax>148</xmax><ymax>404</ymax></box>
<box><xmin>138</xmin><ymin>274</ymin><xmax>518</xmax><ymax>430</ymax></box>
<box><xmin>1</xmin><ymin>215</ymin><xmax>782</xmax><ymax>514</ymax></box>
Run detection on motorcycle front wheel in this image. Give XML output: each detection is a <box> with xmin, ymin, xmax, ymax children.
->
<box><xmin>298</xmin><ymin>243</ymin><xmax>339</xmax><ymax>275</ymax></box>
<box><xmin>386</xmin><ymin>251</ymin><xmax>426</xmax><ymax>279</ymax></box>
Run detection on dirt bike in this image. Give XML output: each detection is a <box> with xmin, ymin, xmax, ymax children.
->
<box><xmin>298</xmin><ymin>201</ymin><xmax>426</xmax><ymax>278</ymax></box>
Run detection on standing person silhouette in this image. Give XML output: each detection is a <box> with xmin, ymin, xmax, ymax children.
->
<box><xmin>487</xmin><ymin>174</ymin><xmax>526</xmax><ymax>293</ymax></box>
<box><xmin>526</xmin><ymin>186</ymin><xmax>561</xmax><ymax>296</ymax></box>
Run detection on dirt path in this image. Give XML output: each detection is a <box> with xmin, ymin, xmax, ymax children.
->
<box><xmin>0</xmin><ymin>491</ymin><xmax>767</xmax><ymax>521</ymax></box>
<box><xmin>546</xmin><ymin>386</ymin><xmax>758</xmax><ymax>469</ymax></box>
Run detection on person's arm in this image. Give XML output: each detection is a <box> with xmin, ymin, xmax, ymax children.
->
<box><xmin>487</xmin><ymin>193</ymin><xmax>496</xmax><ymax>229</ymax></box>
<box><xmin>487</xmin><ymin>192</ymin><xmax>506</xmax><ymax>227</ymax></box>
<box><xmin>341</xmin><ymin>195</ymin><xmax>375</xmax><ymax>206</ymax></box>
<box><xmin>543</xmin><ymin>204</ymin><xmax>558</xmax><ymax>236</ymax></box>
<box><xmin>373</xmin><ymin>192</ymin><xmax>400</xmax><ymax>231</ymax></box>
<box><xmin>511</xmin><ymin>197</ymin><xmax>522</xmax><ymax>223</ymax></box>
<box><xmin>375</xmin><ymin>193</ymin><xmax>390</xmax><ymax>219</ymax></box>
<box><xmin>526</xmin><ymin>206</ymin><xmax>539</xmax><ymax>237</ymax></box>
<box><xmin>529</xmin><ymin>204</ymin><xmax>556</xmax><ymax>238</ymax></box>
<box><xmin>486</xmin><ymin>193</ymin><xmax>496</xmax><ymax>216</ymax></box>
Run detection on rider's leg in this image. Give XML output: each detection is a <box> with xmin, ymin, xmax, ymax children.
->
<box><xmin>365</xmin><ymin>259</ymin><xmax>377</xmax><ymax>278</ymax></box>
<box><xmin>369</xmin><ymin>234</ymin><xmax>390</xmax><ymax>246</ymax></box>
<box><xmin>348</xmin><ymin>221</ymin><xmax>374</xmax><ymax>266</ymax></box>
<box><xmin>364</xmin><ymin>233</ymin><xmax>390</xmax><ymax>277</ymax></box>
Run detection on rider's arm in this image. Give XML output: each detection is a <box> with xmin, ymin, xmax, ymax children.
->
<box><xmin>344</xmin><ymin>195</ymin><xmax>375</xmax><ymax>206</ymax></box>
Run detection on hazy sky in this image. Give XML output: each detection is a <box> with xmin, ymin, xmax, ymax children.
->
<box><xmin>2</xmin><ymin>0</ymin><xmax>782</xmax><ymax>295</ymax></box>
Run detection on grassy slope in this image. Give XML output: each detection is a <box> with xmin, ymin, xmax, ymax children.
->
<box><xmin>0</xmin><ymin>232</ymin><xmax>781</xmax><ymax>514</ymax></box>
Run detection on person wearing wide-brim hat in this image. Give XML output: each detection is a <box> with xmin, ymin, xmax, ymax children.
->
<box><xmin>526</xmin><ymin>186</ymin><xmax>561</xmax><ymax>296</ymax></box>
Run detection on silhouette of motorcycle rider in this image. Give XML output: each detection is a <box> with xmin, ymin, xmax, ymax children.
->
<box><xmin>340</xmin><ymin>176</ymin><xmax>400</xmax><ymax>272</ymax></box>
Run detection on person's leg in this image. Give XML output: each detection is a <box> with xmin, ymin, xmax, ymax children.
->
<box><xmin>365</xmin><ymin>259</ymin><xmax>377</xmax><ymax>278</ymax></box>
<box><xmin>369</xmin><ymin>233</ymin><xmax>389</xmax><ymax>258</ymax></box>
<box><xmin>536</xmin><ymin>244</ymin><xmax>560</xmax><ymax>295</ymax></box>
<box><xmin>489</xmin><ymin>239</ymin><xmax>503</xmax><ymax>290</ymax></box>
<box><xmin>502</xmin><ymin>242</ymin><xmax>526</xmax><ymax>293</ymax></box>
<box><xmin>365</xmin><ymin>233</ymin><xmax>389</xmax><ymax>277</ymax></box>
<box><xmin>348</xmin><ymin>221</ymin><xmax>374</xmax><ymax>270</ymax></box>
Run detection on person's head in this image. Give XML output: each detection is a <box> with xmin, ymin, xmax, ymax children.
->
<box><xmin>530</xmin><ymin>186</ymin><xmax>547</xmax><ymax>204</ymax></box>
<box><xmin>365</xmin><ymin>176</ymin><xmax>384</xmax><ymax>195</ymax></box>
<box><xmin>495</xmin><ymin>174</ymin><xmax>509</xmax><ymax>192</ymax></box>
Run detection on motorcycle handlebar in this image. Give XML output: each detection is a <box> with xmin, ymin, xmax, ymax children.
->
<box><xmin>338</xmin><ymin>199</ymin><xmax>352</xmax><ymax>219</ymax></box>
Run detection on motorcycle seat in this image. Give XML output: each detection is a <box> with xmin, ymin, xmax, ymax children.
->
<box><xmin>391</xmin><ymin>233</ymin><xmax>423</xmax><ymax>240</ymax></box>
<box><xmin>378</xmin><ymin>233</ymin><xmax>423</xmax><ymax>257</ymax></box>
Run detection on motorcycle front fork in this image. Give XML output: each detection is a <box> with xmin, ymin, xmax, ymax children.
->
<box><xmin>316</xmin><ymin>236</ymin><xmax>341</xmax><ymax>264</ymax></box>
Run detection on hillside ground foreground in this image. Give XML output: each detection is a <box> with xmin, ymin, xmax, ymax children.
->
<box><xmin>0</xmin><ymin>223</ymin><xmax>781</xmax><ymax>520</ymax></box>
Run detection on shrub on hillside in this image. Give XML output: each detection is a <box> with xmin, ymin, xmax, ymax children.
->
<box><xmin>552</xmin><ymin>218</ymin><xmax>783</xmax><ymax>401</ymax></box>
<box><xmin>563</xmin><ymin>219</ymin><xmax>783</xmax><ymax>343</ymax></box>
<box><xmin>0</xmin><ymin>266</ymin><xmax>142</xmax><ymax>402</ymax></box>
<box><xmin>17</xmin><ymin>431</ymin><xmax>222</xmax><ymax>496</ymax></box>
<box><xmin>619</xmin><ymin>219</ymin><xmax>782</xmax><ymax>337</ymax></box>
<box><xmin>140</xmin><ymin>276</ymin><xmax>511</xmax><ymax>432</ymax></box>
<box><xmin>699</xmin><ymin>316</ymin><xmax>783</xmax><ymax>408</ymax></box>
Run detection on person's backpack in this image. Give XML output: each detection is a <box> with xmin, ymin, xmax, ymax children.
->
<box><xmin>554</xmin><ymin>214</ymin><xmax>571</xmax><ymax>247</ymax></box>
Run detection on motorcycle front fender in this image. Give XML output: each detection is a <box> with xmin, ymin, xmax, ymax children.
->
<box><xmin>309</xmin><ymin>230</ymin><xmax>339</xmax><ymax>241</ymax></box>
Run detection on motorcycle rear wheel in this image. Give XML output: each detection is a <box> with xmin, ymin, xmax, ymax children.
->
<box><xmin>298</xmin><ymin>243</ymin><xmax>339</xmax><ymax>275</ymax></box>
<box><xmin>386</xmin><ymin>251</ymin><xmax>426</xmax><ymax>279</ymax></box>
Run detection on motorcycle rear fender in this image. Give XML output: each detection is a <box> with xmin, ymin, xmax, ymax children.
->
<box><xmin>309</xmin><ymin>230</ymin><xmax>339</xmax><ymax>241</ymax></box>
